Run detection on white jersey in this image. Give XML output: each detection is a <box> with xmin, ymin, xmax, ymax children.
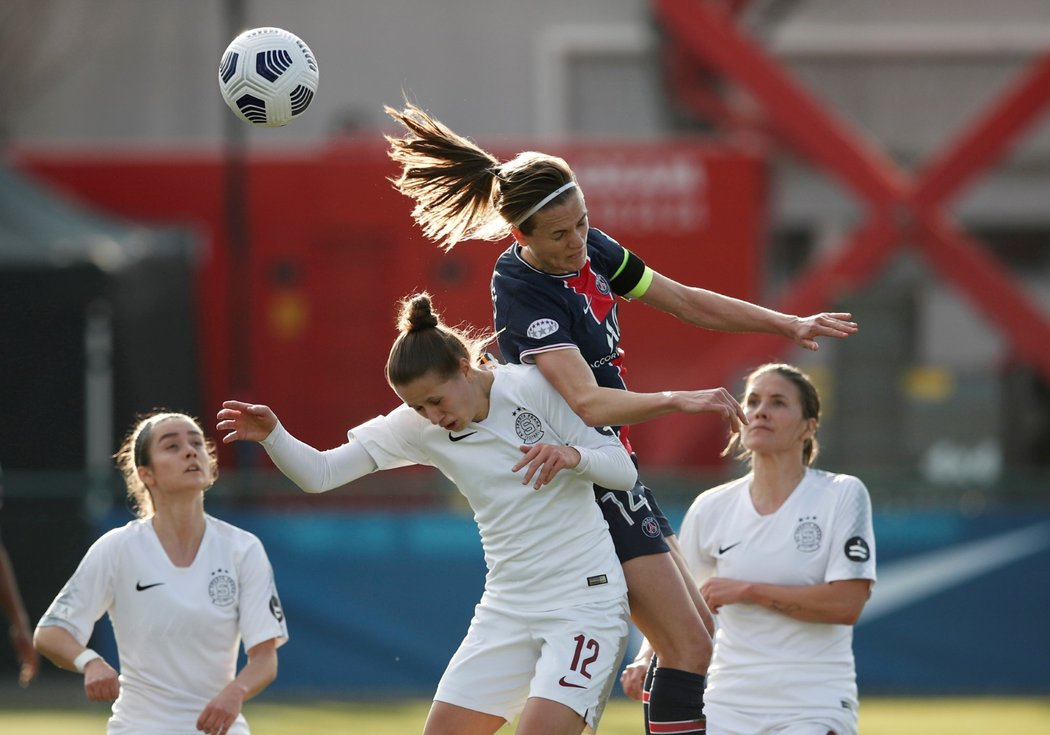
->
<box><xmin>679</xmin><ymin>469</ymin><xmax>876</xmax><ymax>716</ymax></box>
<box><xmin>38</xmin><ymin>515</ymin><xmax>288</xmax><ymax>734</ymax></box>
<box><xmin>347</xmin><ymin>363</ymin><xmax>630</xmax><ymax>612</ymax></box>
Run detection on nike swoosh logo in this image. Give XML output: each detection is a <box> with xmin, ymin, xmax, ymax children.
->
<box><xmin>718</xmin><ymin>542</ymin><xmax>741</xmax><ymax>554</ymax></box>
<box><xmin>135</xmin><ymin>581</ymin><xmax>165</xmax><ymax>591</ymax></box>
<box><xmin>859</xmin><ymin>521</ymin><xmax>1050</xmax><ymax>625</ymax></box>
<box><xmin>558</xmin><ymin>676</ymin><xmax>587</xmax><ymax>689</ymax></box>
<box><xmin>448</xmin><ymin>431</ymin><xmax>477</xmax><ymax>442</ymax></box>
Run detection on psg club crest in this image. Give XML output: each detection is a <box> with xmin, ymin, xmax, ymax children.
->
<box><xmin>208</xmin><ymin>568</ymin><xmax>238</xmax><ymax>607</ymax></box>
<box><xmin>641</xmin><ymin>516</ymin><xmax>662</xmax><ymax>538</ymax></box>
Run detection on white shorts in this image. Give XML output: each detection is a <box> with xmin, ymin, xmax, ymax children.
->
<box><xmin>705</xmin><ymin>703</ymin><xmax>857</xmax><ymax>735</ymax></box>
<box><xmin>434</xmin><ymin>596</ymin><xmax>630</xmax><ymax>732</ymax></box>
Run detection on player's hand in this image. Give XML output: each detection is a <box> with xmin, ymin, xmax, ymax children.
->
<box><xmin>790</xmin><ymin>312</ymin><xmax>857</xmax><ymax>351</ymax></box>
<box><xmin>512</xmin><ymin>443</ymin><xmax>581</xmax><ymax>489</ymax></box>
<box><xmin>620</xmin><ymin>658</ymin><xmax>649</xmax><ymax>701</ymax></box>
<box><xmin>83</xmin><ymin>658</ymin><xmax>119</xmax><ymax>702</ymax></box>
<box><xmin>196</xmin><ymin>682</ymin><xmax>245</xmax><ymax>735</ymax></box>
<box><xmin>700</xmin><ymin>576</ymin><xmax>750</xmax><ymax>613</ymax></box>
<box><xmin>668</xmin><ymin>388</ymin><xmax>747</xmax><ymax>430</ymax></box>
<box><xmin>216</xmin><ymin>401</ymin><xmax>279</xmax><ymax>443</ymax></box>
<box><xmin>10</xmin><ymin>622</ymin><xmax>39</xmax><ymax>686</ymax></box>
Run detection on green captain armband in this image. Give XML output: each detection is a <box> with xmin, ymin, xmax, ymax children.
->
<box><xmin>609</xmin><ymin>249</ymin><xmax>653</xmax><ymax>299</ymax></box>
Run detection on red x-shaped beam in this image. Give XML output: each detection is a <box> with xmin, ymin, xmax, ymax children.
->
<box><xmin>654</xmin><ymin>0</ymin><xmax>1050</xmax><ymax>385</ymax></box>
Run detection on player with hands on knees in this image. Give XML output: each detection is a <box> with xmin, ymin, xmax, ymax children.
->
<box><xmin>34</xmin><ymin>411</ymin><xmax>288</xmax><ymax>735</ymax></box>
<box><xmin>219</xmin><ymin>291</ymin><xmax>636</xmax><ymax>735</ymax></box>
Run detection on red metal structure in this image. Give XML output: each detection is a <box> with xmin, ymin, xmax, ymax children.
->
<box><xmin>651</xmin><ymin>0</ymin><xmax>1050</xmax><ymax>461</ymax></box>
<box><xmin>651</xmin><ymin>0</ymin><xmax>1050</xmax><ymax>460</ymax></box>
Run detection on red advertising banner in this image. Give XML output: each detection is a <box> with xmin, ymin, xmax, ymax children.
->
<box><xmin>17</xmin><ymin>136</ymin><xmax>766</xmax><ymax>469</ymax></box>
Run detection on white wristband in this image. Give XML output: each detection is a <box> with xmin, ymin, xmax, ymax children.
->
<box><xmin>73</xmin><ymin>648</ymin><xmax>102</xmax><ymax>673</ymax></box>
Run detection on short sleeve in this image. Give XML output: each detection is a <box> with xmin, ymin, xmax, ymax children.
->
<box><xmin>237</xmin><ymin>535</ymin><xmax>289</xmax><ymax>652</ymax></box>
<box><xmin>824</xmin><ymin>476</ymin><xmax>877</xmax><ymax>583</ymax></box>
<box><xmin>37</xmin><ymin>531</ymin><xmax>119</xmax><ymax>643</ymax></box>
<box><xmin>493</xmin><ymin>272</ymin><xmax>581</xmax><ymax>364</ymax></box>
<box><xmin>678</xmin><ymin>494</ymin><xmax>717</xmax><ymax>585</ymax></box>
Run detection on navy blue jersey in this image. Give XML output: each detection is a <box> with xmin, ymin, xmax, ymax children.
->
<box><xmin>492</xmin><ymin>228</ymin><xmax>674</xmax><ymax>557</ymax></box>
<box><xmin>492</xmin><ymin>227</ymin><xmax>649</xmax><ymax>449</ymax></box>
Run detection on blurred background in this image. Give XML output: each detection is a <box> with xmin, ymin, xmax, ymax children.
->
<box><xmin>1</xmin><ymin>0</ymin><xmax>1048</xmax><ymax>706</ymax></box>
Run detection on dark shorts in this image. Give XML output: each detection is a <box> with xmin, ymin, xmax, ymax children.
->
<box><xmin>592</xmin><ymin>478</ymin><xmax>673</xmax><ymax>562</ymax></box>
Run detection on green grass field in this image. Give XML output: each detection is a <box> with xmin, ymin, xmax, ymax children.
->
<box><xmin>1</xmin><ymin>696</ymin><xmax>1047</xmax><ymax>734</ymax></box>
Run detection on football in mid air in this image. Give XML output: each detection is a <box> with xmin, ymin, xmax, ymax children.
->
<box><xmin>218</xmin><ymin>27</ymin><xmax>319</xmax><ymax>127</ymax></box>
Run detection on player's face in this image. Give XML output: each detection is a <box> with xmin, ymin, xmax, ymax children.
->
<box><xmin>138</xmin><ymin>417</ymin><xmax>213</xmax><ymax>495</ymax></box>
<box><xmin>740</xmin><ymin>373</ymin><xmax>815</xmax><ymax>457</ymax></box>
<box><xmin>516</xmin><ymin>190</ymin><xmax>589</xmax><ymax>275</ymax></box>
<box><xmin>394</xmin><ymin>362</ymin><xmax>483</xmax><ymax>433</ymax></box>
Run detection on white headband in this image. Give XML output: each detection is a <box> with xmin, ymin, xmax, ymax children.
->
<box><xmin>513</xmin><ymin>181</ymin><xmax>578</xmax><ymax>227</ymax></box>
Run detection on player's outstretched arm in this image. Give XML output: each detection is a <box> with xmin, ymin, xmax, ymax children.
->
<box><xmin>638</xmin><ymin>272</ymin><xmax>858</xmax><ymax>351</ymax></box>
<box><xmin>534</xmin><ymin>349</ymin><xmax>746</xmax><ymax>430</ymax></box>
<box><xmin>218</xmin><ymin>403</ymin><xmax>380</xmax><ymax>494</ymax></box>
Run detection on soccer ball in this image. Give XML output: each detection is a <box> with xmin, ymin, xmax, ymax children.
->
<box><xmin>218</xmin><ymin>27</ymin><xmax>319</xmax><ymax>127</ymax></box>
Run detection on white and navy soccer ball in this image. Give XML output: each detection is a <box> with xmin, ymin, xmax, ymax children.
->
<box><xmin>218</xmin><ymin>27</ymin><xmax>319</xmax><ymax>127</ymax></box>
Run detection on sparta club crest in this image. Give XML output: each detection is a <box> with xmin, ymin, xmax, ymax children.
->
<box><xmin>794</xmin><ymin>517</ymin><xmax>823</xmax><ymax>552</ymax></box>
<box><xmin>208</xmin><ymin>568</ymin><xmax>237</xmax><ymax>607</ymax></box>
<box><xmin>512</xmin><ymin>407</ymin><xmax>545</xmax><ymax>444</ymax></box>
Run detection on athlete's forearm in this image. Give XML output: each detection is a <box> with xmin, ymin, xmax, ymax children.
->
<box><xmin>231</xmin><ymin>642</ymin><xmax>278</xmax><ymax>701</ymax></box>
<box><xmin>567</xmin><ymin>385</ymin><xmax>680</xmax><ymax>427</ymax></box>
<box><xmin>573</xmin><ymin>443</ymin><xmax>638</xmax><ymax>491</ymax></box>
<box><xmin>662</xmin><ymin>286</ymin><xmax>794</xmax><ymax>336</ymax></box>
<box><xmin>260</xmin><ymin>423</ymin><xmax>377</xmax><ymax>493</ymax></box>
<box><xmin>33</xmin><ymin>625</ymin><xmax>92</xmax><ymax>672</ymax></box>
<box><xmin>639</xmin><ymin>272</ymin><xmax>795</xmax><ymax>336</ymax></box>
<box><xmin>743</xmin><ymin>579</ymin><xmax>871</xmax><ymax>625</ymax></box>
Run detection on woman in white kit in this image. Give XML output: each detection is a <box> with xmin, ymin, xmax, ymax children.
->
<box><xmin>218</xmin><ymin>291</ymin><xmax>634</xmax><ymax>735</ymax></box>
<box><xmin>34</xmin><ymin>411</ymin><xmax>289</xmax><ymax>735</ymax></box>
<box><xmin>678</xmin><ymin>363</ymin><xmax>876</xmax><ymax>735</ymax></box>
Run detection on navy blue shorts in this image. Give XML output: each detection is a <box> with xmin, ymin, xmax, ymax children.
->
<box><xmin>592</xmin><ymin>478</ymin><xmax>673</xmax><ymax>562</ymax></box>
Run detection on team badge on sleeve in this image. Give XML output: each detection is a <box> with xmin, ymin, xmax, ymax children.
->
<box><xmin>844</xmin><ymin>536</ymin><xmax>870</xmax><ymax>561</ymax></box>
<box><xmin>641</xmin><ymin>516</ymin><xmax>662</xmax><ymax>538</ymax></box>
<box><xmin>526</xmin><ymin>318</ymin><xmax>559</xmax><ymax>339</ymax></box>
<box><xmin>269</xmin><ymin>594</ymin><xmax>285</xmax><ymax>622</ymax></box>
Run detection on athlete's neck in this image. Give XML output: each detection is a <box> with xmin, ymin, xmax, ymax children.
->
<box><xmin>749</xmin><ymin>458</ymin><xmax>807</xmax><ymax>516</ymax></box>
<box><xmin>471</xmin><ymin>367</ymin><xmax>496</xmax><ymax>422</ymax></box>
<box><xmin>151</xmin><ymin>503</ymin><xmax>207</xmax><ymax>567</ymax></box>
